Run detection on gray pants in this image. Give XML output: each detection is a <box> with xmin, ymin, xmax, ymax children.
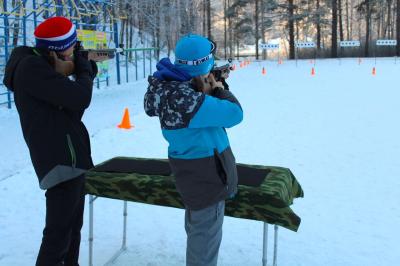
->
<box><xmin>185</xmin><ymin>200</ymin><xmax>225</xmax><ymax>266</ymax></box>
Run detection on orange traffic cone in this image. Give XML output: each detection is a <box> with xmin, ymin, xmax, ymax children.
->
<box><xmin>240</xmin><ymin>62</ymin><xmax>244</xmax><ymax>68</ymax></box>
<box><xmin>118</xmin><ymin>108</ymin><xmax>133</xmax><ymax>129</ymax></box>
<box><xmin>278</xmin><ymin>59</ymin><xmax>283</xmax><ymax>65</ymax></box>
<box><xmin>311</xmin><ymin>67</ymin><xmax>316</xmax><ymax>76</ymax></box>
<box><xmin>372</xmin><ymin>67</ymin><xmax>376</xmax><ymax>76</ymax></box>
<box><xmin>232</xmin><ymin>64</ymin><xmax>236</xmax><ymax>71</ymax></box>
<box><xmin>262</xmin><ymin>67</ymin><xmax>266</xmax><ymax>75</ymax></box>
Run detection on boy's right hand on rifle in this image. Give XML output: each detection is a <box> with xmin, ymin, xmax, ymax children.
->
<box><xmin>208</xmin><ymin>73</ymin><xmax>224</xmax><ymax>91</ymax></box>
<box><xmin>49</xmin><ymin>51</ymin><xmax>75</xmax><ymax>77</ymax></box>
<box><xmin>192</xmin><ymin>73</ymin><xmax>224</xmax><ymax>95</ymax></box>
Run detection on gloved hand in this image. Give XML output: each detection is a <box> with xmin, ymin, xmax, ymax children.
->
<box><xmin>74</xmin><ymin>49</ymin><xmax>98</xmax><ymax>79</ymax></box>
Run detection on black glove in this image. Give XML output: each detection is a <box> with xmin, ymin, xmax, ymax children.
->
<box><xmin>74</xmin><ymin>50</ymin><xmax>97</xmax><ymax>79</ymax></box>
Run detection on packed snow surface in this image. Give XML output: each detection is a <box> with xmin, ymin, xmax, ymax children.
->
<box><xmin>1</xmin><ymin>58</ymin><xmax>399</xmax><ymax>266</ymax></box>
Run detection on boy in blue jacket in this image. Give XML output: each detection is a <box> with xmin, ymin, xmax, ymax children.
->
<box><xmin>144</xmin><ymin>34</ymin><xmax>243</xmax><ymax>266</ymax></box>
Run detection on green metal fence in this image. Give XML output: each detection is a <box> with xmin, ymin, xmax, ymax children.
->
<box><xmin>121</xmin><ymin>47</ymin><xmax>159</xmax><ymax>83</ymax></box>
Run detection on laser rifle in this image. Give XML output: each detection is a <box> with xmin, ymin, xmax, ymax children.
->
<box><xmin>74</xmin><ymin>41</ymin><xmax>124</xmax><ymax>62</ymax></box>
<box><xmin>211</xmin><ymin>58</ymin><xmax>233</xmax><ymax>82</ymax></box>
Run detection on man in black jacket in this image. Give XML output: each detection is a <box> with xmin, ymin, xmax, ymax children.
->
<box><xmin>3</xmin><ymin>17</ymin><xmax>97</xmax><ymax>266</ymax></box>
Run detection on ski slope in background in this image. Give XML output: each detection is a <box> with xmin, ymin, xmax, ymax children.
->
<box><xmin>1</xmin><ymin>58</ymin><xmax>399</xmax><ymax>266</ymax></box>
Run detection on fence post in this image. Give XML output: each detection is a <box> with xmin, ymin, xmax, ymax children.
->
<box><xmin>142</xmin><ymin>50</ymin><xmax>145</xmax><ymax>79</ymax></box>
<box><xmin>68</xmin><ymin>0</ymin><xmax>73</xmax><ymax>20</ymax></box>
<box><xmin>23</xmin><ymin>4</ymin><xmax>27</xmax><ymax>46</ymax></box>
<box><xmin>44</xmin><ymin>0</ymin><xmax>49</xmax><ymax>18</ymax></box>
<box><xmin>3</xmin><ymin>1</ymin><xmax>11</xmax><ymax>109</ymax></box>
<box><xmin>113</xmin><ymin>21</ymin><xmax>121</xmax><ymax>85</ymax></box>
<box><xmin>125</xmin><ymin>52</ymin><xmax>129</xmax><ymax>83</ymax></box>
<box><xmin>33</xmin><ymin>0</ymin><xmax>37</xmax><ymax>28</ymax></box>
<box><xmin>135</xmin><ymin>50</ymin><xmax>138</xmax><ymax>81</ymax></box>
<box><xmin>150</xmin><ymin>49</ymin><xmax>152</xmax><ymax>74</ymax></box>
<box><xmin>55</xmin><ymin>0</ymin><xmax>63</xmax><ymax>16</ymax></box>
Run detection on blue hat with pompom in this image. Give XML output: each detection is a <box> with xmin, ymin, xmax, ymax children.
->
<box><xmin>174</xmin><ymin>34</ymin><xmax>215</xmax><ymax>77</ymax></box>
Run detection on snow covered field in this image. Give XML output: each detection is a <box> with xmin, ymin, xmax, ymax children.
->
<box><xmin>1</xmin><ymin>58</ymin><xmax>399</xmax><ymax>266</ymax></box>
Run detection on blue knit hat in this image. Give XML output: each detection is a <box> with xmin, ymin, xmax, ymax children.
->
<box><xmin>174</xmin><ymin>34</ymin><xmax>215</xmax><ymax>77</ymax></box>
<box><xmin>34</xmin><ymin>17</ymin><xmax>77</xmax><ymax>52</ymax></box>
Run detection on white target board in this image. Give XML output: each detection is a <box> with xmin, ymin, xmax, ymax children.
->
<box><xmin>340</xmin><ymin>41</ymin><xmax>360</xmax><ymax>47</ymax></box>
<box><xmin>376</xmin><ymin>40</ymin><xmax>397</xmax><ymax>46</ymax></box>
<box><xmin>260</xmin><ymin>43</ymin><xmax>280</xmax><ymax>50</ymax></box>
<box><xmin>296</xmin><ymin>42</ymin><xmax>316</xmax><ymax>48</ymax></box>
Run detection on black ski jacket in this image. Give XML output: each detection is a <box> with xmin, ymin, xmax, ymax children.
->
<box><xmin>3</xmin><ymin>46</ymin><xmax>97</xmax><ymax>189</ymax></box>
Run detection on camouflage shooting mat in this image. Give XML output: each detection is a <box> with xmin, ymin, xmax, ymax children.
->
<box><xmin>85</xmin><ymin>157</ymin><xmax>304</xmax><ymax>231</ymax></box>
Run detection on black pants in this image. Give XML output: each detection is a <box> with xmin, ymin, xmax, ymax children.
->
<box><xmin>36</xmin><ymin>175</ymin><xmax>86</xmax><ymax>266</ymax></box>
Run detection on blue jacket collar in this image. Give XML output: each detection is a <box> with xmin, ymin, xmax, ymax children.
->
<box><xmin>153</xmin><ymin>57</ymin><xmax>192</xmax><ymax>82</ymax></box>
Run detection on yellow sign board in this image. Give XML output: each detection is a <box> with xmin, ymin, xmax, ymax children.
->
<box><xmin>77</xmin><ymin>29</ymin><xmax>109</xmax><ymax>79</ymax></box>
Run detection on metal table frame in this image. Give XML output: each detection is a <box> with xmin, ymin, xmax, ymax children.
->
<box><xmin>88</xmin><ymin>195</ymin><xmax>279</xmax><ymax>266</ymax></box>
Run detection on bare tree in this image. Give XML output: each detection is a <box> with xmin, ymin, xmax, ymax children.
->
<box><xmin>397</xmin><ymin>0</ymin><xmax>400</xmax><ymax>55</ymax></box>
<box><xmin>316</xmin><ymin>0</ymin><xmax>322</xmax><ymax>50</ymax></box>
<box><xmin>365</xmin><ymin>0</ymin><xmax>371</xmax><ymax>56</ymax></box>
<box><xmin>255</xmin><ymin>0</ymin><xmax>260</xmax><ymax>59</ymax></box>
<box><xmin>332</xmin><ymin>0</ymin><xmax>338</xmax><ymax>57</ymax></box>
<box><xmin>224</xmin><ymin>0</ymin><xmax>228</xmax><ymax>59</ymax></box>
<box><xmin>338</xmin><ymin>0</ymin><xmax>344</xmax><ymax>41</ymax></box>
<box><xmin>207</xmin><ymin>0</ymin><xmax>212</xmax><ymax>39</ymax></box>
<box><xmin>203</xmin><ymin>0</ymin><xmax>207</xmax><ymax>36</ymax></box>
<box><xmin>288</xmin><ymin>0</ymin><xmax>295</xmax><ymax>59</ymax></box>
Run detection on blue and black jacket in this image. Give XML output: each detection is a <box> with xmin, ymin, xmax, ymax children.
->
<box><xmin>144</xmin><ymin>58</ymin><xmax>243</xmax><ymax>210</ymax></box>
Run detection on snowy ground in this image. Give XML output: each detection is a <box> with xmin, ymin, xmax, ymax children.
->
<box><xmin>1</xmin><ymin>58</ymin><xmax>400</xmax><ymax>266</ymax></box>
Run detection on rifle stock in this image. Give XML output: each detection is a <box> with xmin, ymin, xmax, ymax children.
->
<box><xmin>75</xmin><ymin>41</ymin><xmax>124</xmax><ymax>62</ymax></box>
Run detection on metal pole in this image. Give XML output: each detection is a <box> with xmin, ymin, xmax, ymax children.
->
<box><xmin>113</xmin><ymin>21</ymin><xmax>121</xmax><ymax>85</ymax></box>
<box><xmin>33</xmin><ymin>0</ymin><xmax>37</xmax><ymax>28</ymax></box>
<box><xmin>142</xmin><ymin>50</ymin><xmax>146</xmax><ymax>79</ymax></box>
<box><xmin>104</xmin><ymin>201</ymin><xmax>128</xmax><ymax>266</ymax></box>
<box><xmin>122</xmin><ymin>201</ymin><xmax>128</xmax><ymax>249</ymax></box>
<box><xmin>68</xmin><ymin>0</ymin><xmax>73</xmax><ymax>19</ymax></box>
<box><xmin>135</xmin><ymin>50</ymin><xmax>138</xmax><ymax>81</ymax></box>
<box><xmin>44</xmin><ymin>0</ymin><xmax>49</xmax><ymax>18</ymax></box>
<box><xmin>23</xmin><ymin>2</ymin><xmax>27</xmax><ymax>46</ymax></box>
<box><xmin>273</xmin><ymin>225</ymin><xmax>278</xmax><ymax>266</ymax></box>
<box><xmin>262</xmin><ymin>223</ymin><xmax>268</xmax><ymax>266</ymax></box>
<box><xmin>89</xmin><ymin>195</ymin><xmax>95</xmax><ymax>266</ymax></box>
<box><xmin>126</xmin><ymin>52</ymin><xmax>129</xmax><ymax>83</ymax></box>
<box><xmin>4</xmin><ymin>1</ymin><xmax>11</xmax><ymax>109</ymax></box>
<box><xmin>150</xmin><ymin>50</ymin><xmax>153</xmax><ymax>75</ymax></box>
